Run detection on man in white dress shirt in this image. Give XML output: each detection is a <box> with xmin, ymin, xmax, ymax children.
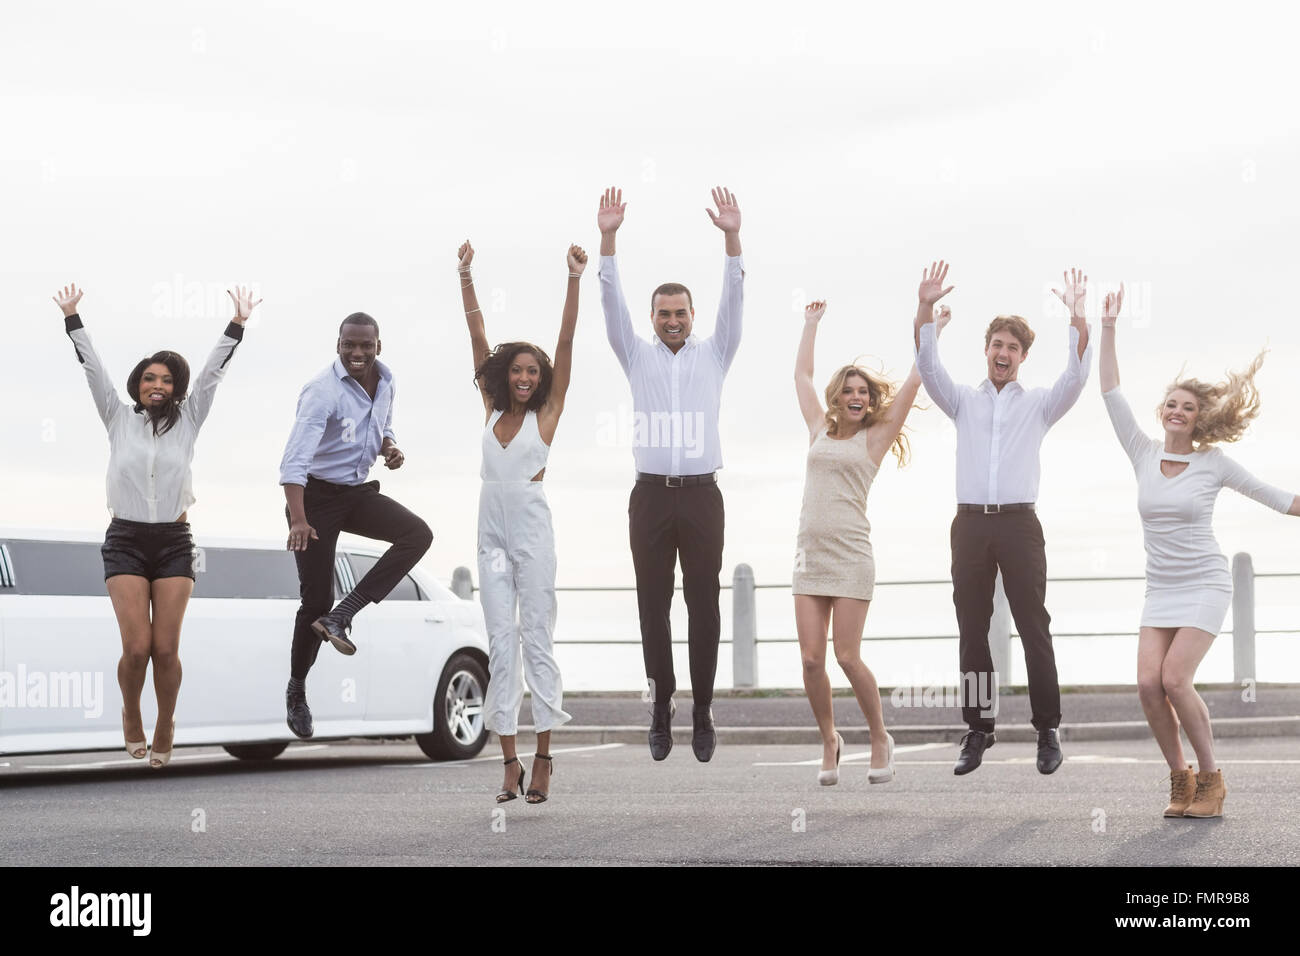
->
<box><xmin>914</xmin><ymin>262</ymin><xmax>1092</xmax><ymax>775</ymax></box>
<box><xmin>597</xmin><ymin>185</ymin><xmax>744</xmax><ymax>762</ymax></box>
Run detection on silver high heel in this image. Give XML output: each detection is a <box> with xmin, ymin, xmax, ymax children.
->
<box><xmin>867</xmin><ymin>732</ymin><xmax>896</xmax><ymax>784</ymax></box>
<box><xmin>818</xmin><ymin>732</ymin><xmax>844</xmax><ymax>786</ymax></box>
<box><xmin>122</xmin><ymin>707</ymin><xmax>147</xmax><ymax>760</ymax></box>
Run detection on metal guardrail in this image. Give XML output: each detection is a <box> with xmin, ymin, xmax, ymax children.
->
<box><xmin>452</xmin><ymin>553</ymin><xmax>1291</xmax><ymax>687</ymax></box>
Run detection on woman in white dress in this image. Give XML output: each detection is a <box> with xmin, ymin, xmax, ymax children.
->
<box><xmin>459</xmin><ymin>241</ymin><xmax>583</xmax><ymax>804</ymax></box>
<box><xmin>1099</xmin><ymin>284</ymin><xmax>1299</xmax><ymax>818</ymax></box>
<box><xmin>792</xmin><ymin>295</ymin><xmax>948</xmax><ymax>787</ymax></box>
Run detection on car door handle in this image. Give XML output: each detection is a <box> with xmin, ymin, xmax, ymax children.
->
<box><xmin>425</xmin><ymin>614</ymin><xmax>447</xmax><ymax>623</ymax></box>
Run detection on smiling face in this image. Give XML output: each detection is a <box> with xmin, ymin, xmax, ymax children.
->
<box><xmin>651</xmin><ymin>292</ymin><xmax>694</xmax><ymax>352</ymax></box>
<box><xmin>985</xmin><ymin>331</ymin><xmax>1026</xmax><ymax>387</ymax></box>
<box><xmin>337</xmin><ymin>323</ymin><xmax>380</xmax><ymax>381</ymax></box>
<box><xmin>507</xmin><ymin>350</ymin><xmax>542</xmax><ymax>408</ymax></box>
<box><xmin>837</xmin><ymin>372</ymin><xmax>874</xmax><ymax>427</ymax></box>
<box><xmin>1161</xmin><ymin>388</ymin><xmax>1201</xmax><ymax>441</ymax></box>
<box><xmin>138</xmin><ymin>363</ymin><xmax>175</xmax><ymax>407</ymax></box>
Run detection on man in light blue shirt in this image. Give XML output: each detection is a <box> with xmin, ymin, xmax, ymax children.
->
<box><xmin>279</xmin><ymin>312</ymin><xmax>432</xmax><ymax>738</ymax></box>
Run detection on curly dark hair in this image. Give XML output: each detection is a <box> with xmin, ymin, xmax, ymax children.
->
<box><xmin>474</xmin><ymin>341</ymin><xmax>553</xmax><ymax>412</ymax></box>
<box><xmin>126</xmin><ymin>350</ymin><xmax>191</xmax><ymax>436</ymax></box>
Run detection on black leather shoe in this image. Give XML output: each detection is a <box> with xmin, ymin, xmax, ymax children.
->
<box><xmin>648</xmin><ymin>699</ymin><xmax>675</xmax><ymax>761</ymax></box>
<box><xmin>692</xmin><ymin>706</ymin><xmax>717</xmax><ymax>762</ymax></box>
<box><xmin>286</xmin><ymin>683</ymin><xmax>314</xmax><ymax>739</ymax></box>
<box><xmin>312</xmin><ymin>612</ymin><xmax>355</xmax><ymax>655</ymax></box>
<box><xmin>953</xmin><ymin>730</ymin><xmax>995</xmax><ymax>775</ymax></box>
<box><xmin>1036</xmin><ymin>728</ymin><xmax>1063</xmax><ymax>774</ymax></box>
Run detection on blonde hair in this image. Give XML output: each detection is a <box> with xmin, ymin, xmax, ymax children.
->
<box><xmin>823</xmin><ymin>365</ymin><xmax>911</xmax><ymax>466</ymax></box>
<box><xmin>1160</xmin><ymin>349</ymin><xmax>1267</xmax><ymax>448</ymax></box>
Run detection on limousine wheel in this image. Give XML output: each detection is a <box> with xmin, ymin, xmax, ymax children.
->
<box><xmin>223</xmin><ymin>742</ymin><xmax>290</xmax><ymax>761</ymax></box>
<box><xmin>416</xmin><ymin>652</ymin><xmax>488</xmax><ymax>760</ymax></box>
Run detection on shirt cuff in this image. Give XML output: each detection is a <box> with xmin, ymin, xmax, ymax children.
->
<box><xmin>224</xmin><ymin>321</ymin><xmax>245</xmax><ymax>340</ymax></box>
<box><xmin>65</xmin><ymin>313</ymin><xmax>84</xmax><ymax>332</ymax></box>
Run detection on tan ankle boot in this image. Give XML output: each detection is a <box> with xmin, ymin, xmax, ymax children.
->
<box><xmin>1182</xmin><ymin>769</ymin><xmax>1226</xmax><ymax>818</ymax></box>
<box><xmin>1162</xmin><ymin>765</ymin><xmax>1196</xmax><ymax>817</ymax></box>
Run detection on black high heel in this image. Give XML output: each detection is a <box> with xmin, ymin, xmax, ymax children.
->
<box><xmin>525</xmin><ymin>754</ymin><xmax>553</xmax><ymax>804</ymax></box>
<box><xmin>496</xmin><ymin>756</ymin><xmax>525</xmax><ymax>803</ymax></box>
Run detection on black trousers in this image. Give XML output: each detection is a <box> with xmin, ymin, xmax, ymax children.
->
<box><xmin>950</xmin><ymin>510</ymin><xmax>1060</xmax><ymax>732</ymax></box>
<box><xmin>288</xmin><ymin>477</ymin><xmax>432</xmax><ymax>680</ymax></box>
<box><xmin>629</xmin><ymin>480</ymin><xmax>724</xmax><ymax>709</ymax></box>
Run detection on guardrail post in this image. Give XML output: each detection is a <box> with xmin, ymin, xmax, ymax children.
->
<box><xmin>989</xmin><ymin>570</ymin><xmax>1012</xmax><ymax>690</ymax></box>
<box><xmin>732</xmin><ymin>563</ymin><xmax>757</xmax><ymax>688</ymax></box>
<box><xmin>451</xmin><ymin>566</ymin><xmax>475</xmax><ymax>601</ymax></box>
<box><xmin>1231</xmin><ymin>552</ymin><xmax>1255</xmax><ymax>682</ymax></box>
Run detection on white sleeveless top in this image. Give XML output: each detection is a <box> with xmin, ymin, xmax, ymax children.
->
<box><xmin>481</xmin><ymin>409</ymin><xmax>550</xmax><ymax>482</ymax></box>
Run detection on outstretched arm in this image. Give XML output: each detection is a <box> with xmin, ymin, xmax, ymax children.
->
<box><xmin>1099</xmin><ymin>283</ymin><xmax>1124</xmax><ymax>392</ymax></box>
<box><xmin>1219</xmin><ymin>454</ymin><xmax>1300</xmax><ymax>516</ymax></box>
<box><xmin>912</xmin><ymin>261</ymin><xmax>960</xmax><ymax>419</ymax></box>
<box><xmin>597</xmin><ymin>187</ymin><xmax>638</xmax><ymax>374</ymax></box>
<box><xmin>794</xmin><ymin>301</ymin><xmax>826</xmax><ymax>438</ymax></box>
<box><xmin>53</xmin><ymin>283</ymin><xmax>125</xmax><ymax>427</ymax></box>
<box><xmin>458</xmin><ymin>240</ymin><xmax>493</xmax><ymax>416</ymax></box>
<box><xmin>706</xmin><ymin>186</ymin><xmax>745</xmax><ymax>370</ymax></box>
<box><xmin>544</xmin><ymin>245</ymin><xmax>587</xmax><ymax>425</ymax></box>
<box><xmin>869</xmin><ymin>305</ymin><xmax>950</xmax><ymax>465</ymax></box>
<box><xmin>185</xmin><ymin>285</ymin><xmax>258</xmax><ymax>428</ymax></box>
<box><xmin>1043</xmin><ymin>267</ymin><xmax>1095</xmax><ymax>425</ymax></box>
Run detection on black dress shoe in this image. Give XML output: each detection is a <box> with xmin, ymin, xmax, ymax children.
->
<box><xmin>692</xmin><ymin>706</ymin><xmax>717</xmax><ymax>762</ymax></box>
<box><xmin>286</xmin><ymin>683</ymin><xmax>314</xmax><ymax>739</ymax></box>
<box><xmin>953</xmin><ymin>729</ymin><xmax>995</xmax><ymax>775</ymax></box>
<box><xmin>312</xmin><ymin>612</ymin><xmax>356</xmax><ymax>655</ymax></box>
<box><xmin>648</xmin><ymin>698</ymin><xmax>676</xmax><ymax>761</ymax></box>
<box><xmin>1036</xmin><ymin>728</ymin><xmax>1063</xmax><ymax>774</ymax></box>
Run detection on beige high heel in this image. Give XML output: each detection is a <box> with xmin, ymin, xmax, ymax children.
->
<box><xmin>149</xmin><ymin>720</ymin><xmax>176</xmax><ymax>769</ymax></box>
<box><xmin>867</xmin><ymin>732</ymin><xmax>896</xmax><ymax>784</ymax></box>
<box><xmin>122</xmin><ymin>708</ymin><xmax>147</xmax><ymax>760</ymax></box>
<box><xmin>818</xmin><ymin>732</ymin><xmax>843</xmax><ymax>786</ymax></box>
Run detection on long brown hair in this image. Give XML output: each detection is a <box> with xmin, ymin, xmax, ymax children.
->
<box><xmin>1160</xmin><ymin>349</ymin><xmax>1267</xmax><ymax>448</ymax></box>
<box><xmin>823</xmin><ymin>365</ymin><xmax>910</xmax><ymax>466</ymax></box>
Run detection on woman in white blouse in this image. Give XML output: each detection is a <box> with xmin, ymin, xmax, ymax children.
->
<box><xmin>53</xmin><ymin>283</ymin><xmax>259</xmax><ymax>768</ymax></box>
<box><xmin>1099</xmin><ymin>284</ymin><xmax>1298</xmax><ymax>818</ymax></box>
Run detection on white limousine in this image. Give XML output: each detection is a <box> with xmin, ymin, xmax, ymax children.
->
<box><xmin>0</xmin><ymin>529</ymin><xmax>489</xmax><ymax>762</ymax></box>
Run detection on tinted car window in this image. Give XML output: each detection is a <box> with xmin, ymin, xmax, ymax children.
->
<box><xmin>1</xmin><ymin>540</ymin><xmax>108</xmax><ymax>595</ymax></box>
<box><xmin>193</xmin><ymin>547</ymin><xmax>302</xmax><ymax>599</ymax></box>
<box><xmin>346</xmin><ymin>554</ymin><xmax>422</xmax><ymax>600</ymax></box>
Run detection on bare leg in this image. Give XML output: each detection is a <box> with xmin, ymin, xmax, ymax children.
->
<box><xmin>107</xmin><ymin>575</ymin><xmax>153</xmax><ymax>754</ymax></box>
<box><xmin>795</xmin><ymin>595</ymin><xmax>836</xmax><ymax>770</ymax></box>
<box><xmin>1136</xmin><ymin>627</ymin><xmax>1185</xmax><ymax>771</ymax></box>
<box><xmin>1162</xmin><ymin>627</ymin><xmax>1218</xmax><ymax>773</ymax></box>
<box><xmin>528</xmin><ymin>729</ymin><xmax>552</xmax><ymax>796</ymax></box>
<box><xmin>499</xmin><ymin>734</ymin><xmax>521</xmax><ymax>792</ymax></box>
<box><xmin>830</xmin><ymin>597</ymin><xmax>889</xmax><ymax>768</ymax></box>
<box><xmin>148</xmin><ymin>576</ymin><xmax>193</xmax><ymax>758</ymax></box>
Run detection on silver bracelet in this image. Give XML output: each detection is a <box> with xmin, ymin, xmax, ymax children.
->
<box><xmin>568</xmin><ymin>273</ymin><xmax>582</xmax><ymax>278</ymax></box>
<box><xmin>465</xmin><ymin>308</ymin><xmax>482</xmax><ymax>314</ymax></box>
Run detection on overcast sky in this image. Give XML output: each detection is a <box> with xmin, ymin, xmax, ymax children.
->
<box><xmin>4</xmin><ymin>0</ymin><xmax>1299</xmax><ymax>594</ymax></box>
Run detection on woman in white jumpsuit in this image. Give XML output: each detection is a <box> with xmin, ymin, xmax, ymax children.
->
<box><xmin>459</xmin><ymin>240</ymin><xmax>584</xmax><ymax>804</ymax></box>
<box><xmin>1098</xmin><ymin>284</ymin><xmax>1298</xmax><ymax>819</ymax></box>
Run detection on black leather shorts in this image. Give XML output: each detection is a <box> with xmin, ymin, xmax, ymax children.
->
<box><xmin>102</xmin><ymin>518</ymin><xmax>196</xmax><ymax>581</ymax></box>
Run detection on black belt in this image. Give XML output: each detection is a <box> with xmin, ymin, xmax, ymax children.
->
<box><xmin>957</xmin><ymin>502</ymin><xmax>1035</xmax><ymax>514</ymax></box>
<box><xmin>636</xmin><ymin>472</ymin><xmax>717</xmax><ymax>488</ymax></box>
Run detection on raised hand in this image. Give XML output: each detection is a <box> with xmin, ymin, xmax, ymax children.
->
<box><xmin>458</xmin><ymin>240</ymin><xmax>475</xmax><ymax>275</ymax></box>
<box><xmin>1102</xmin><ymin>283</ymin><xmax>1124</xmax><ymax>328</ymax></box>
<box><xmin>567</xmin><ymin>244</ymin><xmax>588</xmax><ymax>276</ymax></box>
<box><xmin>52</xmin><ymin>283</ymin><xmax>83</xmax><ymax>317</ymax></box>
<box><xmin>705</xmin><ymin>186</ymin><xmax>741</xmax><ymax>233</ymax></box>
<box><xmin>935</xmin><ymin>303</ymin><xmax>952</xmax><ymax>334</ymax></box>
<box><xmin>227</xmin><ymin>285</ymin><xmax>263</xmax><ymax>325</ymax></box>
<box><xmin>804</xmin><ymin>300</ymin><xmax>827</xmax><ymax>323</ymax></box>
<box><xmin>1052</xmin><ymin>267</ymin><xmax>1088</xmax><ymax>322</ymax></box>
<box><xmin>598</xmin><ymin>187</ymin><xmax>626</xmax><ymax>235</ymax></box>
<box><xmin>918</xmin><ymin>261</ymin><xmax>954</xmax><ymax>306</ymax></box>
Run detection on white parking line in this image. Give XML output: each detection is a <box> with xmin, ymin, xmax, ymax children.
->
<box><xmin>754</xmin><ymin>742</ymin><xmax>950</xmax><ymax>766</ymax></box>
<box><xmin>379</xmin><ymin>742</ymin><xmax>626</xmax><ymax>769</ymax></box>
<box><xmin>16</xmin><ymin>744</ymin><xmax>329</xmax><ymax>770</ymax></box>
